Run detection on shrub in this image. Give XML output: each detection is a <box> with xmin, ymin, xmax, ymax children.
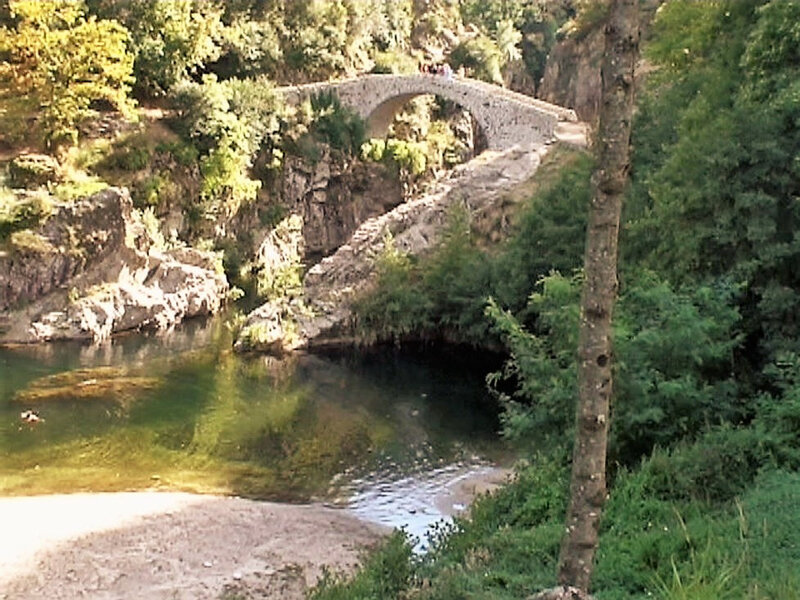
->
<box><xmin>0</xmin><ymin>0</ymin><xmax>135</xmax><ymax>146</ymax></box>
<box><xmin>7</xmin><ymin>154</ymin><xmax>61</xmax><ymax>188</ymax></box>
<box><xmin>172</xmin><ymin>74</ymin><xmax>282</xmax><ymax>217</ymax></box>
<box><xmin>0</xmin><ymin>191</ymin><xmax>52</xmax><ymax>240</ymax></box>
<box><xmin>487</xmin><ymin>271</ymin><xmax>741</xmax><ymax>466</ymax></box>
<box><xmin>310</xmin><ymin>530</ymin><xmax>414</xmax><ymax>600</ymax></box>
<box><xmin>306</xmin><ymin>91</ymin><xmax>366</xmax><ymax>156</ymax></box>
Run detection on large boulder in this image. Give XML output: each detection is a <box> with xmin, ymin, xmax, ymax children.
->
<box><xmin>0</xmin><ymin>188</ymin><xmax>229</xmax><ymax>343</ymax></box>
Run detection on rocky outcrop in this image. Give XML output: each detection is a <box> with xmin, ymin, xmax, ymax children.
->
<box><xmin>237</xmin><ymin>137</ymin><xmax>582</xmax><ymax>354</ymax></box>
<box><xmin>529</xmin><ymin>586</ymin><xmax>595</xmax><ymax>600</ymax></box>
<box><xmin>539</xmin><ymin>28</ymin><xmax>604</xmax><ymax>124</ymax></box>
<box><xmin>7</xmin><ymin>153</ymin><xmax>62</xmax><ymax>188</ymax></box>
<box><xmin>281</xmin><ymin>146</ymin><xmax>403</xmax><ymax>261</ymax></box>
<box><xmin>0</xmin><ymin>188</ymin><xmax>228</xmax><ymax>344</ymax></box>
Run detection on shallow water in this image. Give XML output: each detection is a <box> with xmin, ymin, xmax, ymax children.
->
<box><xmin>0</xmin><ymin>316</ymin><xmax>507</xmax><ymax>539</ymax></box>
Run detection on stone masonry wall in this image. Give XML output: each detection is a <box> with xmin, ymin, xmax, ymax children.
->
<box><xmin>278</xmin><ymin>74</ymin><xmax>577</xmax><ymax>151</ymax></box>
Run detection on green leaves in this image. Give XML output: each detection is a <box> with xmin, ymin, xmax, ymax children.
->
<box><xmin>486</xmin><ymin>272</ymin><xmax>740</xmax><ymax>464</ymax></box>
<box><xmin>627</xmin><ymin>0</ymin><xmax>800</xmax><ymax>369</ymax></box>
<box><xmin>172</xmin><ymin>74</ymin><xmax>282</xmax><ymax>217</ymax></box>
<box><xmin>0</xmin><ymin>0</ymin><xmax>135</xmax><ymax>146</ymax></box>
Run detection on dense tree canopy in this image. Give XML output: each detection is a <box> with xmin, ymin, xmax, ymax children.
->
<box><xmin>0</xmin><ymin>0</ymin><xmax>135</xmax><ymax>145</ymax></box>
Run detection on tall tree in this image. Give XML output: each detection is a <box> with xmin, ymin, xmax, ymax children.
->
<box><xmin>557</xmin><ymin>0</ymin><xmax>639</xmax><ymax>591</ymax></box>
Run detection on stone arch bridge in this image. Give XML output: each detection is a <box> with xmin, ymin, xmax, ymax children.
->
<box><xmin>277</xmin><ymin>74</ymin><xmax>578</xmax><ymax>151</ymax></box>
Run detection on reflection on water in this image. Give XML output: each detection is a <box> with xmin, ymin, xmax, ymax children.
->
<box><xmin>0</xmin><ymin>316</ymin><xmax>506</xmax><ymax>505</ymax></box>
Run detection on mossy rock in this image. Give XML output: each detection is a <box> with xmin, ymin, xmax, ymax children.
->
<box><xmin>8</xmin><ymin>153</ymin><xmax>62</xmax><ymax>188</ymax></box>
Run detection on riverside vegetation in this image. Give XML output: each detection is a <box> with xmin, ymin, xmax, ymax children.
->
<box><xmin>312</xmin><ymin>1</ymin><xmax>800</xmax><ymax>599</ymax></box>
<box><xmin>1</xmin><ymin>0</ymin><xmax>799</xmax><ymax>598</ymax></box>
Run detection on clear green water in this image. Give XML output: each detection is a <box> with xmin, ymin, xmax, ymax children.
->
<box><xmin>0</xmin><ymin>316</ymin><xmax>505</xmax><ymax>502</ymax></box>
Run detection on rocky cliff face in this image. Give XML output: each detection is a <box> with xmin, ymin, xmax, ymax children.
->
<box><xmin>280</xmin><ymin>146</ymin><xmax>403</xmax><ymax>262</ymax></box>
<box><xmin>539</xmin><ymin>28</ymin><xmax>604</xmax><ymax>124</ymax></box>
<box><xmin>538</xmin><ymin>0</ymin><xmax>662</xmax><ymax>124</ymax></box>
<box><xmin>0</xmin><ymin>188</ymin><xmax>228</xmax><ymax>343</ymax></box>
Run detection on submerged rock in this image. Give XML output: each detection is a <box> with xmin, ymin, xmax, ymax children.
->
<box><xmin>0</xmin><ymin>188</ymin><xmax>229</xmax><ymax>344</ymax></box>
<box><xmin>13</xmin><ymin>371</ymin><xmax>161</xmax><ymax>404</ymax></box>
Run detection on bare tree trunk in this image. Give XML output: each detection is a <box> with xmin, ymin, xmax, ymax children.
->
<box><xmin>557</xmin><ymin>0</ymin><xmax>639</xmax><ymax>592</ymax></box>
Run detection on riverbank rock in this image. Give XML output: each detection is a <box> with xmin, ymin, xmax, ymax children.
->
<box><xmin>0</xmin><ymin>188</ymin><xmax>229</xmax><ymax>343</ymax></box>
<box><xmin>237</xmin><ymin>132</ymin><xmax>585</xmax><ymax>354</ymax></box>
<box><xmin>7</xmin><ymin>153</ymin><xmax>63</xmax><ymax>188</ymax></box>
<box><xmin>529</xmin><ymin>586</ymin><xmax>596</xmax><ymax>600</ymax></box>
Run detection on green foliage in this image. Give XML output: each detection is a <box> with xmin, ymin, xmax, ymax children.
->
<box><xmin>449</xmin><ymin>34</ymin><xmax>505</xmax><ymax>84</ymax></box>
<box><xmin>0</xmin><ymin>191</ymin><xmax>52</xmax><ymax>241</ymax></box>
<box><xmin>306</xmin><ymin>91</ymin><xmax>365</xmax><ymax>155</ymax></box>
<box><xmin>173</xmin><ymin>74</ymin><xmax>282</xmax><ymax>217</ymax></box>
<box><xmin>491</xmin><ymin>152</ymin><xmax>591</xmax><ymax>314</ymax></box>
<box><xmin>362</xmin><ymin>138</ymin><xmax>427</xmax><ymax>176</ymax></box>
<box><xmin>310</xmin><ymin>530</ymin><xmax>414</xmax><ymax>600</ymax></box>
<box><xmin>216</xmin><ymin>15</ymin><xmax>282</xmax><ymax>79</ymax></box>
<box><xmin>310</xmin><ymin>452</ymin><xmax>795</xmax><ymax>600</ymax></box>
<box><xmin>155</xmin><ymin>140</ymin><xmax>198</xmax><ymax>167</ymax></box>
<box><xmin>487</xmin><ymin>271</ymin><xmax>741</xmax><ymax>466</ymax></box>
<box><xmin>360</xmin><ymin>98</ymin><xmax>471</xmax><ymax>184</ymax></box>
<box><xmin>0</xmin><ymin>0</ymin><xmax>135</xmax><ymax>146</ymax></box>
<box><xmin>370</xmin><ymin>49</ymin><xmax>419</xmax><ymax>75</ymax></box>
<box><xmin>87</xmin><ymin>0</ymin><xmax>224</xmax><ymax>97</ymax></box>
<box><xmin>625</xmin><ymin>0</ymin><xmax>800</xmax><ymax>370</ymax></box>
<box><xmin>354</xmin><ymin>231</ymin><xmax>433</xmax><ymax>342</ymax></box>
<box><xmin>354</xmin><ymin>151</ymin><xmax>591</xmax><ymax>346</ymax></box>
<box><xmin>102</xmin><ymin>145</ymin><xmax>151</xmax><ymax>172</ymax></box>
<box><xmin>459</xmin><ymin>0</ymin><xmax>569</xmax><ymax>90</ymax></box>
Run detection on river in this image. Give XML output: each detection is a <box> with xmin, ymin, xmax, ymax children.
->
<box><xmin>0</xmin><ymin>315</ymin><xmax>509</xmax><ymax>546</ymax></box>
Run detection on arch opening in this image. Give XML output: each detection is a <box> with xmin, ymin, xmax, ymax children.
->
<box><xmin>364</xmin><ymin>93</ymin><xmax>489</xmax><ymax>164</ymax></box>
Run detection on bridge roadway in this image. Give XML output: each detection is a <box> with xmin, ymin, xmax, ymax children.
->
<box><xmin>277</xmin><ymin>74</ymin><xmax>578</xmax><ymax>151</ymax></box>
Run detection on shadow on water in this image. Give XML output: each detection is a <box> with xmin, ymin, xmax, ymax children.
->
<box><xmin>0</xmin><ymin>317</ymin><xmax>508</xmax><ymax>504</ymax></box>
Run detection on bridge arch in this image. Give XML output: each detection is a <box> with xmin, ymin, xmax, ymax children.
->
<box><xmin>278</xmin><ymin>74</ymin><xmax>576</xmax><ymax>151</ymax></box>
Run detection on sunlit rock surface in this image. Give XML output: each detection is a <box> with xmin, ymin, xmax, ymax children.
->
<box><xmin>0</xmin><ymin>188</ymin><xmax>228</xmax><ymax>343</ymax></box>
<box><xmin>238</xmin><ymin>136</ymin><xmax>586</xmax><ymax>355</ymax></box>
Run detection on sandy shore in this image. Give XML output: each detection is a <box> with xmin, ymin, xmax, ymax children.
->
<box><xmin>0</xmin><ymin>492</ymin><xmax>386</xmax><ymax>600</ymax></box>
<box><xmin>0</xmin><ymin>467</ymin><xmax>510</xmax><ymax>599</ymax></box>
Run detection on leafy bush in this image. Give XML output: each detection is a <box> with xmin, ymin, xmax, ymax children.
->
<box><xmin>370</xmin><ymin>50</ymin><xmax>419</xmax><ymax>74</ymax></box>
<box><xmin>0</xmin><ymin>0</ymin><xmax>136</xmax><ymax>146</ymax></box>
<box><xmin>172</xmin><ymin>74</ymin><xmax>282</xmax><ymax>217</ymax></box>
<box><xmin>449</xmin><ymin>35</ymin><xmax>504</xmax><ymax>84</ymax></box>
<box><xmin>102</xmin><ymin>146</ymin><xmax>152</xmax><ymax>173</ymax></box>
<box><xmin>354</xmin><ymin>232</ymin><xmax>433</xmax><ymax>343</ymax></box>
<box><xmin>488</xmin><ymin>271</ymin><xmax>741</xmax><ymax>466</ymax></box>
<box><xmin>87</xmin><ymin>0</ymin><xmax>224</xmax><ymax>98</ymax></box>
<box><xmin>310</xmin><ymin>530</ymin><xmax>414</xmax><ymax>600</ymax></box>
<box><xmin>0</xmin><ymin>191</ymin><xmax>52</xmax><ymax>241</ymax></box>
<box><xmin>306</xmin><ymin>91</ymin><xmax>366</xmax><ymax>156</ymax></box>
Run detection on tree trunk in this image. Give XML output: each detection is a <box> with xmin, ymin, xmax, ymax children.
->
<box><xmin>557</xmin><ymin>0</ymin><xmax>639</xmax><ymax>592</ymax></box>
